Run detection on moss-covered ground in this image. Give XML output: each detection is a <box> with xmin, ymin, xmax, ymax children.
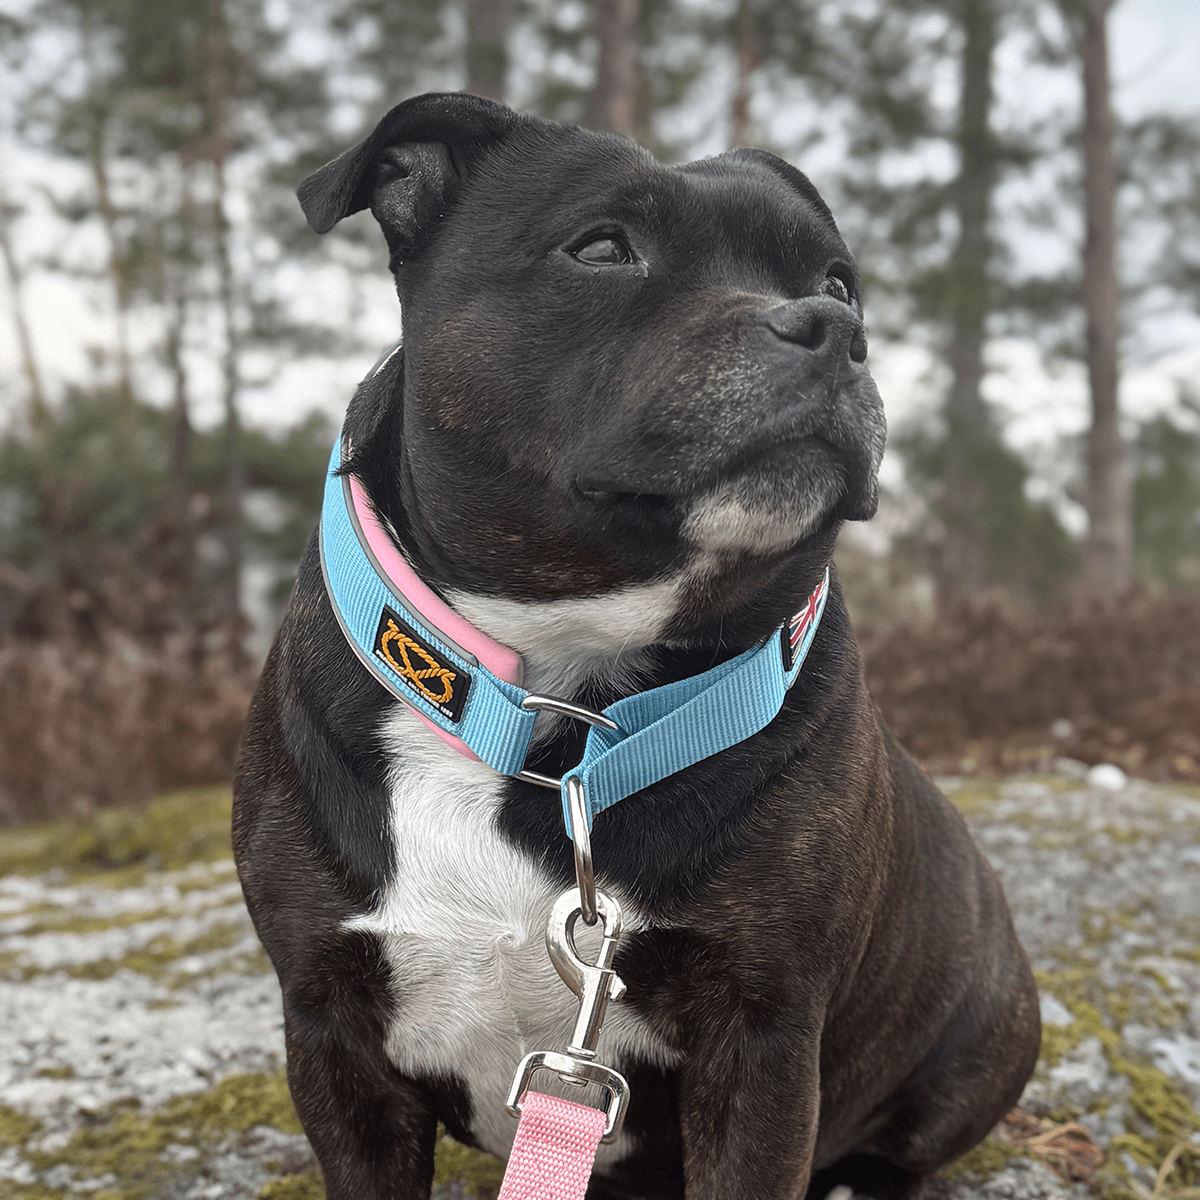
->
<box><xmin>940</xmin><ymin>775</ymin><xmax>1200</xmax><ymax>1200</ymax></box>
<box><xmin>2</xmin><ymin>775</ymin><xmax>1199</xmax><ymax>1200</ymax></box>
<box><xmin>0</xmin><ymin>789</ymin><xmax>505</xmax><ymax>1199</ymax></box>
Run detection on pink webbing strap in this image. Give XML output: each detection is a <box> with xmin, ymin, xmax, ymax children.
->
<box><xmin>498</xmin><ymin>1092</ymin><xmax>607</xmax><ymax>1200</ymax></box>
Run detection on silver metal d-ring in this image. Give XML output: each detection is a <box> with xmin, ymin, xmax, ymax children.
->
<box><xmin>519</xmin><ymin>694</ymin><xmax>620</xmax><ymax>731</ymax></box>
<box><xmin>514</xmin><ymin>695</ymin><xmax>621</xmax><ymax>791</ymax></box>
<box><xmin>565</xmin><ymin>776</ymin><xmax>597</xmax><ymax>925</ymax></box>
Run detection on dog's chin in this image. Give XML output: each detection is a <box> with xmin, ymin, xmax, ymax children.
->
<box><xmin>683</xmin><ymin>441</ymin><xmax>872</xmax><ymax>558</ymax></box>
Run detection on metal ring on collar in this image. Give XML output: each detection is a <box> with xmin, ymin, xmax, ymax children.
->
<box><xmin>512</xmin><ymin>696</ymin><xmax>615</xmax><ymax>924</ymax></box>
<box><xmin>514</xmin><ymin>694</ymin><xmax>620</xmax><ymax>792</ymax></box>
<box><xmin>564</xmin><ymin>776</ymin><xmax>596</xmax><ymax>924</ymax></box>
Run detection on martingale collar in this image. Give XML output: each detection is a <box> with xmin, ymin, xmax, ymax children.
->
<box><xmin>318</xmin><ymin>434</ymin><xmax>830</xmax><ymax>836</ymax></box>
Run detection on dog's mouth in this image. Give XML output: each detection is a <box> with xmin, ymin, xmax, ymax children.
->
<box><xmin>575</xmin><ymin>427</ymin><xmax>854</xmax><ymax>508</ymax></box>
<box><xmin>575</xmin><ymin>422</ymin><xmax>877</xmax><ymax>561</ymax></box>
<box><xmin>574</xmin><ymin>480</ymin><xmax>673</xmax><ymax>506</ymax></box>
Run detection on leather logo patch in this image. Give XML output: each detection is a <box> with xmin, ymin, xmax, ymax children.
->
<box><xmin>374</xmin><ymin>605</ymin><xmax>470</xmax><ymax>722</ymax></box>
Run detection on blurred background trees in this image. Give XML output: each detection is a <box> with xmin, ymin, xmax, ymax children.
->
<box><xmin>2</xmin><ymin>0</ymin><xmax>1199</xmax><ymax>816</ymax></box>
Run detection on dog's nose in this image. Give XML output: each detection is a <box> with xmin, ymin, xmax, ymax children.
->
<box><xmin>765</xmin><ymin>297</ymin><xmax>868</xmax><ymax>364</ymax></box>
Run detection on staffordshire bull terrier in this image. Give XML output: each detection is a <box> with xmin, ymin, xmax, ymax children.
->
<box><xmin>233</xmin><ymin>92</ymin><xmax>1040</xmax><ymax>1200</ymax></box>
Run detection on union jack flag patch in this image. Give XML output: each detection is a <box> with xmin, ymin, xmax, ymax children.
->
<box><xmin>780</xmin><ymin>573</ymin><xmax>828</xmax><ymax>673</ymax></box>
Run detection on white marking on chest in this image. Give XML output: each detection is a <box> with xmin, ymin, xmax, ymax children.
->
<box><xmin>446</xmin><ymin>580</ymin><xmax>682</xmax><ymax>699</ymax></box>
<box><xmin>346</xmin><ymin>707</ymin><xmax>681</xmax><ymax>1164</ymax></box>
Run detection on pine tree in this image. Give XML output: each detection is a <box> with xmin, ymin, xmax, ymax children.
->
<box><xmin>827</xmin><ymin>0</ymin><xmax>1077</xmax><ymax>605</ymax></box>
<box><xmin>1076</xmin><ymin>0</ymin><xmax>1131</xmax><ymax>594</ymax></box>
<box><xmin>15</xmin><ymin>0</ymin><xmax>334</xmax><ymax>635</ymax></box>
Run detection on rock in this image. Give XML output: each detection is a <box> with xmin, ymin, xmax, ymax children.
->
<box><xmin>944</xmin><ymin>1157</ymin><xmax>1080</xmax><ymax>1200</ymax></box>
<box><xmin>4</xmin><ymin>773</ymin><xmax>1200</xmax><ymax>1198</ymax></box>
<box><xmin>1039</xmin><ymin>995</ymin><xmax>1073</xmax><ymax>1028</ymax></box>
<box><xmin>1086</xmin><ymin>763</ymin><xmax>1128</xmax><ymax>790</ymax></box>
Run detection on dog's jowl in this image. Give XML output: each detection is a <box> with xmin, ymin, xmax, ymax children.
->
<box><xmin>233</xmin><ymin>93</ymin><xmax>1040</xmax><ymax>1200</ymax></box>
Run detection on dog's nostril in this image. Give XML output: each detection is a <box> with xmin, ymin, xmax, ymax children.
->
<box><xmin>767</xmin><ymin>300</ymin><xmax>867</xmax><ymax>361</ymax></box>
<box><xmin>768</xmin><ymin>308</ymin><xmax>826</xmax><ymax>351</ymax></box>
<box><xmin>802</xmin><ymin>317</ymin><xmax>826</xmax><ymax>351</ymax></box>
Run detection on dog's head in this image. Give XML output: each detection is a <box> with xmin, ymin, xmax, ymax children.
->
<box><xmin>300</xmin><ymin>94</ymin><xmax>885</xmax><ymax>668</ymax></box>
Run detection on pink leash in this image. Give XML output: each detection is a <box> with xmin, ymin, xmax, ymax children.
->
<box><xmin>498</xmin><ymin>1091</ymin><xmax>608</xmax><ymax>1200</ymax></box>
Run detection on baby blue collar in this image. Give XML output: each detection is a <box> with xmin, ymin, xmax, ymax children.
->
<box><xmin>319</xmin><ymin>433</ymin><xmax>830</xmax><ymax>838</ymax></box>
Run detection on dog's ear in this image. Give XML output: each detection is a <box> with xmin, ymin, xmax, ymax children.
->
<box><xmin>297</xmin><ymin>92</ymin><xmax>521</xmax><ymax>253</ymax></box>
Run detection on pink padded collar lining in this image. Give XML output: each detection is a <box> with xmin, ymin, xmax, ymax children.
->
<box><xmin>347</xmin><ymin>472</ymin><xmax>525</xmax><ymax>758</ymax></box>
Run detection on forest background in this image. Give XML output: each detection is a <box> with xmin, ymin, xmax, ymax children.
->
<box><xmin>1</xmin><ymin>0</ymin><xmax>1199</xmax><ymax>823</ymax></box>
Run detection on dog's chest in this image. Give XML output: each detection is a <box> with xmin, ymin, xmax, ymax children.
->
<box><xmin>347</xmin><ymin>710</ymin><xmax>680</xmax><ymax>1162</ymax></box>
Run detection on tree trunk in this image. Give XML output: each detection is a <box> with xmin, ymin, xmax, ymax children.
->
<box><xmin>88</xmin><ymin>123</ymin><xmax>134</xmax><ymax>400</ymax></box>
<box><xmin>587</xmin><ymin>0</ymin><xmax>640</xmax><ymax>138</ymax></box>
<box><xmin>79</xmin><ymin>9</ymin><xmax>133</xmax><ymax>401</ymax></box>
<box><xmin>1079</xmin><ymin>0</ymin><xmax>1131</xmax><ymax>593</ymax></box>
<box><xmin>168</xmin><ymin>175</ymin><xmax>197</xmax><ymax>520</ymax></box>
<box><xmin>730</xmin><ymin>0</ymin><xmax>760</xmax><ymax>148</ymax></box>
<box><xmin>466</xmin><ymin>0</ymin><xmax>514</xmax><ymax>101</ymax></box>
<box><xmin>204</xmin><ymin>0</ymin><xmax>245</xmax><ymax>651</ymax></box>
<box><xmin>215</xmin><ymin>165</ymin><xmax>244</xmax><ymax>650</ymax></box>
<box><xmin>164</xmin><ymin>288</ymin><xmax>194</xmax><ymax>577</ymax></box>
<box><xmin>938</xmin><ymin>0</ymin><xmax>997</xmax><ymax>605</ymax></box>
<box><xmin>0</xmin><ymin>194</ymin><xmax>49</xmax><ymax>435</ymax></box>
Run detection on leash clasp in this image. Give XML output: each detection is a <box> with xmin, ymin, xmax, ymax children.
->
<box><xmin>505</xmin><ymin>889</ymin><xmax>630</xmax><ymax>1144</ymax></box>
<box><xmin>546</xmin><ymin>889</ymin><xmax>626</xmax><ymax>1054</ymax></box>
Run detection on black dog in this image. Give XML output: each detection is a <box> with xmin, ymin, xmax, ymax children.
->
<box><xmin>234</xmin><ymin>92</ymin><xmax>1040</xmax><ymax>1200</ymax></box>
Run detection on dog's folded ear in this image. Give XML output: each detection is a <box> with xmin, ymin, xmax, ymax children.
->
<box><xmin>297</xmin><ymin>92</ymin><xmax>521</xmax><ymax>253</ymax></box>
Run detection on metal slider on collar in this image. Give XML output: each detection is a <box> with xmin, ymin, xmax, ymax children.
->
<box><xmin>513</xmin><ymin>694</ymin><xmax>620</xmax><ymax>790</ymax></box>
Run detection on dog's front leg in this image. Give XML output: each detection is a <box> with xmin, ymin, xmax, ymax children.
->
<box><xmin>678</xmin><ymin>1030</ymin><xmax>820</xmax><ymax>1200</ymax></box>
<box><xmin>280</xmin><ymin>934</ymin><xmax>439</xmax><ymax>1200</ymax></box>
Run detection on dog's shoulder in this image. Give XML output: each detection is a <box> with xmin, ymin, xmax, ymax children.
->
<box><xmin>234</xmin><ymin>535</ymin><xmax>397</xmax><ymax>926</ymax></box>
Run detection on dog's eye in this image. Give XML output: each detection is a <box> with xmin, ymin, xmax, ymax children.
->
<box><xmin>572</xmin><ymin>237</ymin><xmax>634</xmax><ymax>266</ymax></box>
<box><xmin>819</xmin><ymin>275</ymin><xmax>853</xmax><ymax>305</ymax></box>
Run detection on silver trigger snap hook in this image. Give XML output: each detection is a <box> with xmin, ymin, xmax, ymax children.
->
<box><xmin>505</xmin><ymin>887</ymin><xmax>631</xmax><ymax>1144</ymax></box>
<box><xmin>546</xmin><ymin>889</ymin><xmax>626</xmax><ymax>1061</ymax></box>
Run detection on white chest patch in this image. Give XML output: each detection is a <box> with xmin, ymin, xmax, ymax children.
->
<box><xmin>445</xmin><ymin>579</ymin><xmax>682</xmax><ymax>699</ymax></box>
<box><xmin>345</xmin><ymin>706</ymin><xmax>682</xmax><ymax>1165</ymax></box>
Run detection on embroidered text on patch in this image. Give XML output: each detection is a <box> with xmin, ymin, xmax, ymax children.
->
<box><xmin>374</xmin><ymin>604</ymin><xmax>471</xmax><ymax>722</ymax></box>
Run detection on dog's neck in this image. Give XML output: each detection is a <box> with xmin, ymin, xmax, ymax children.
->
<box><xmin>352</xmin><ymin>461</ymin><xmax>833</xmax><ymax>715</ymax></box>
<box><xmin>444</xmin><ymin>577</ymin><xmax>686</xmax><ymax>703</ymax></box>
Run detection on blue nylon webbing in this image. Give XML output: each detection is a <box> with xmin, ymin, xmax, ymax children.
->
<box><xmin>318</xmin><ymin>434</ymin><xmax>829</xmax><ymax>835</ymax></box>
<box><xmin>319</xmin><ymin>439</ymin><xmax>537</xmax><ymax>774</ymax></box>
<box><xmin>561</xmin><ymin>579</ymin><xmax>826</xmax><ymax>836</ymax></box>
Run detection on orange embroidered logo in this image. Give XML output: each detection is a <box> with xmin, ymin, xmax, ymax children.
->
<box><xmin>379</xmin><ymin>620</ymin><xmax>456</xmax><ymax>703</ymax></box>
<box><xmin>373</xmin><ymin>605</ymin><xmax>470</xmax><ymax>721</ymax></box>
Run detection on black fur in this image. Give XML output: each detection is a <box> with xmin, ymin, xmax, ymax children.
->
<box><xmin>235</xmin><ymin>94</ymin><xmax>1040</xmax><ymax>1200</ymax></box>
